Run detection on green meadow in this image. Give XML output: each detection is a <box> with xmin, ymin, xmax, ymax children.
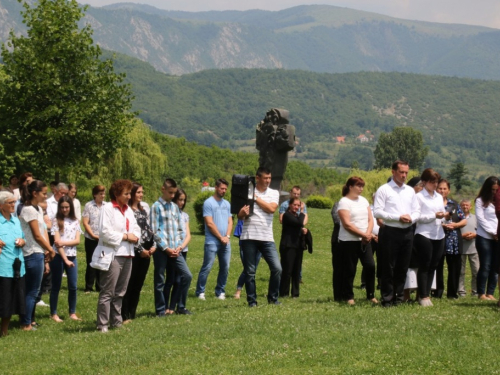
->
<box><xmin>3</xmin><ymin>207</ymin><xmax>499</xmax><ymax>374</ymax></box>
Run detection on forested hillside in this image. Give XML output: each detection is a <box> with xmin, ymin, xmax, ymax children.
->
<box><xmin>108</xmin><ymin>51</ymin><xmax>500</xmax><ymax>179</ymax></box>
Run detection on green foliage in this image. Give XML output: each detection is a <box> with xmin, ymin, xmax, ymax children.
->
<box><xmin>0</xmin><ymin>0</ymin><xmax>134</xmax><ymax>180</ymax></box>
<box><xmin>374</xmin><ymin>127</ymin><xmax>429</xmax><ymax>171</ymax></box>
<box><xmin>192</xmin><ymin>191</ymin><xmax>213</xmax><ymax>234</ymax></box>
<box><xmin>305</xmin><ymin>195</ymin><xmax>333</xmax><ymax>209</ymax></box>
<box><xmin>448</xmin><ymin>162</ymin><xmax>471</xmax><ymax>192</ymax></box>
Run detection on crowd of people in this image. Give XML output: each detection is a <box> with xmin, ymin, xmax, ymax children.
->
<box><xmin>0</xmin><ymin>161</ymin><xmax>497</xmax><ymax>336</ymax></box>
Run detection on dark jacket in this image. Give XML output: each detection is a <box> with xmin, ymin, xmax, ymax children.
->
<box><xmin>301</xmin><ymin>229</ymin><xmax>313</xmax><ymax>254</ymax></box>
<box><xmin>280</xmin><ymin>211</ymin><xmax>305</xmax><ymax>250</ymax></box>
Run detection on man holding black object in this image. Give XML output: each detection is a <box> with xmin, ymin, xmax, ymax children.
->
<box><xmin>374</xmin><ymin>160</ymin><xmax>419</xmax><ymax>307</ymax></box>
<box><xmin>238</xmin><ymin>167</ymin><xmax>282</xmax><ymax>307</ymax></box>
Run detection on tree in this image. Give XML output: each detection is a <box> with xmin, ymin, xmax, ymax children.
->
<box><xmin>448</xmin><ymin>162</ymin><xmax>470</xmax><ymax>192</ymax></box>
<box><xmin>374</xmin><ymin>127</ymin><xmax>429</xmax><ymax>171</ymax></box>
<box><xmin>0</xmin><ymin>0</ymin><xmax>134</xmax><ymax>180</ymax></box>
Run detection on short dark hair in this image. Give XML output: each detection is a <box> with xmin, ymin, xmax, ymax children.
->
<box><xmin>215</xmin><ymin>178</ymin><xmax>229</xmax><ymax>187</ymax></box>
<box><xmin>392</xmin><ymin>160</ymin><xmax>409</xmax><ymax>171</ymax></box>
<box><xmin>438</xmin><ymin>178</ymin><xmax>451</xmax><ymax>189</ymax></box>
<box><xmin>109</xmin><ymin>179</ymin><xmax>133</xmax><ymax>201</ymax></box>
<box><xmin>256</xmin><ymin>166</ymin><xmax>271</xmax><ymax>177</ymax></box>
<box><xmin>420</xmin><ymin>168</ymin><xmax>441</xmax><ymax>183</ymax></box>
<box><xmin>162</xmin><ymin>178</ymin><xmax>177</xmax><ymax>189</ymax></box>
<box><xmin>92</xmin><ymin>185</ymin><xmax>106</xmax><ymax>197</ymax></box>
<box><xmin>9</xmin><ymin>175</ymin><xmax>17</xmax><ymax>183</ymax></box>
<box><xmin>291</xmin><ymin>186</ymin><xmax>301</xmax><ymax>192</ymax></box>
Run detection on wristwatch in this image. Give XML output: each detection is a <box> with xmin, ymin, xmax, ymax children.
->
<box><xmin>226</xmin><ymin>235</ymin><xmax>231</xmax><ymax>239</ymax></box>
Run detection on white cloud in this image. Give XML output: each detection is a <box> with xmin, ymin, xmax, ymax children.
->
<box><xmin>81</xmin><ymin>0</ymin><xmax>500</xmax><ymax>29</ymax></box>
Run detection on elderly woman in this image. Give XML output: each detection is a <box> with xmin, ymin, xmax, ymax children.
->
<box><xmin>82</xmin><ymin>185</ymin><xmax>106</xmax><ymax>293</ymax></box>
<box><xmin>337</xmin><ymin>176</ymin><xmax>377</xmax><ymax>305</ymax></box>
<box><xmin>279</xmin><ymin>197</ymin><xmax>307</xmax><ymax>298</ymax></box>
<box><xmin>0</xmin><ymin>192</ymin><xmax>26</xmax><ymax>336</ymax></box>
<box><xmin>96</xmin><ymin>180</ymin><xmax>140</xmax><ymax>333</ymax></box>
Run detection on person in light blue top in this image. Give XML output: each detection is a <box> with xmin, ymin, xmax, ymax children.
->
<box><xmin>0</xmin><ymin>191</ymin><xmax>26</xmax><ymax>336</ymax></box>
<box><xmin>195</xmin><ymin>179</ymin><xmax>233</xmax><ymax>300</ymax></box>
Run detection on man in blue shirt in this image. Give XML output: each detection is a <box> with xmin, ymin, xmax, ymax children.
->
<box><xmin>196</xmin><ymin>179</ymin><xmax>233</xmax><ymax>300</ymax></box>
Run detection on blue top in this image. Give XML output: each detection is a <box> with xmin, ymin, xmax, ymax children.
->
<box><xmin>279</xmin><ymin>200</ymin><xmax>308</xmax><ymax>215</ymax></box>
<box><xmin>151</xmin><ymin>198</ymin><xmax>183</xmax><ymax>250</ymax></box>
<box><xmin>203</xmin><ymin>196</ymin><xmax>231</xmax><ymax>244</ymax></box>
<box><xmin>0</xmin><ymin>214</ymin><xmax>25</xmax><ymax>278</ymax></box>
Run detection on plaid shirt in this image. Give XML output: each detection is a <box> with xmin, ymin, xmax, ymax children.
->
<box><xmin>151</xmin><ymin>197</ymin><xmax>183</xmax><ymax>250</ymax></box>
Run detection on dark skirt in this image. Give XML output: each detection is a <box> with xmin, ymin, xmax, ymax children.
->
<box><xmin>0</xmin><ymin>276</ymin><xmax>26</xmax><ymax>317</ymax></box>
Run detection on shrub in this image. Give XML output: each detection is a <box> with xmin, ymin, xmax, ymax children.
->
<box><xmin>192</xmin><ymin>191</ymin><xmax>214</xmax><ymax>234</ymax></box>
<box><xmin>306</xmin><ymin>195</ymin><xmax>333</xmax><ymax>209</ymax></box>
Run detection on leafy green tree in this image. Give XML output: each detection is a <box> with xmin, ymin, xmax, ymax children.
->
<box><xmin>374</xmin><ymin>127</ymin><xmax>428</xmax><ymax>171</ymax></box>
<box><xmin>448</xmin><ymin>162</ymin><xmax>470</xmax><ymax>192</ymax></box>
<box><xmin>0</xmin><ymin>0</ymin><xmax>134</xmax><ymax>180</ymax></box>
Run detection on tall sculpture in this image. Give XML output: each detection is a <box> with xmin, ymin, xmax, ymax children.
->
<box><xmin>256</xmin><ymin>108</ymin><xmax>296</xmax><ymax>190</ymax></box>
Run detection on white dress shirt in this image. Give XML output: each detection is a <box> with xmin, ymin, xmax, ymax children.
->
<box><xmin>414</xmin><ymin>189</ymin><xmax>445</xmax><ymax>240</ymax></box>
<box><xmin>373</xmin><ymin>179</ymin><xmax>419</xmax><ymax>228</ymax></box>
<box><xmin>475</xmin><ymin>198</ymin><xmax>498</xmax><ymax>239</ymax></box>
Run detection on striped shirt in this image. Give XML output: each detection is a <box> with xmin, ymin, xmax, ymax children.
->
<box><xmin>240</xmin><ymin>187</ymin><xmax>279</xmax><ymax>242</ymax></box>
<box><xmin>151</xmin><ymin>197</ymin><xmax>183</xmax><ymax>250</ymax></box>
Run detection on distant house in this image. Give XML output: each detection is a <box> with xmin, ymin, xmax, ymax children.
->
<box><xmin>336</xmin><ymin>136</ymin><xmax>345</xmax><ymax>143</ymax></box>
<box><xmin>357</xmin><ymin>134</ymin><xmax>370</xmax><ymax>143</ymax></box>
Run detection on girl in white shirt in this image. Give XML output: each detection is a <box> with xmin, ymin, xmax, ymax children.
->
<box><xmin>50</xmin><ymin>196</ymin><xmax>81</xmax><ymax>322</ymax></box>
<box><xmin>337</xmin><ymin>176</ymin><xmax>377</xmax><ymax>305</ymax></box>
<box><xmin>474</xmin><ymin>176</ymin><xmax>499</xmax><ymax>301</ymax></box>
<box><xmin>414</xmin><ymin>169</ymin><xmax>447</xmax><ymax>307</ymax></box>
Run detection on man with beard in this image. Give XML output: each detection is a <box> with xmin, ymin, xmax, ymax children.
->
<box><xmin>195</xmin><ymin>178</ymin><xmax>233</xmax><ymax>300</ymax></box>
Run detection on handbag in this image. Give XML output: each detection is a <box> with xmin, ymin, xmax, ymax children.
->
<box><xmin>90</xmin><ymin>244</ymin><xmax>115</xmax><ymax>271</ymax></box>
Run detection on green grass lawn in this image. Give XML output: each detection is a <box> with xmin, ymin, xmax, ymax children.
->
<box><xmin>3</xmin><ymin>207</ymin><xmax>500</xmax><ymax>374</ymax></box>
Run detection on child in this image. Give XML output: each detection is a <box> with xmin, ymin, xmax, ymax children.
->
<box><xmin>50</xmin><ymin>196</ymin><xmax>81</xmax><ymax>322</ymax></box>
<box><xmin>164</xmin><ymin>189</ymin><xmax>191</xmax><ymax>314</ymax></box>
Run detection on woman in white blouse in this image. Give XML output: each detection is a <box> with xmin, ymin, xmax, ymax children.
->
<box><xmin>96</xmin><ymin>180</ymin><xmax>141</xmax><ymax>333</ymax></box>
<box><xmin>474</xmin><ymin>176</ymin><xmax>499</xmax><ymax>301</ymax></box>
<box><xmin>337</xmin><ymin>176</ymin><xmax>377</xmax><ymax>305</ymax></box>
<box><xmin>414</xmin><ymin>169</ymin><xmax>447</xmax><ymax>307</ymax></box>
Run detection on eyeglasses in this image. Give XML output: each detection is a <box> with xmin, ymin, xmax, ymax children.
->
<box><xmin>6</xmin><ymin>201</ymin><xmax>16</xmax><ymax>205</ymax></box>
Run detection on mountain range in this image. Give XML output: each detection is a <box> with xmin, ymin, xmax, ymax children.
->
<box><xmin>0</xmin><ymin>0</ymin><xmax>499</xmax><ymax>79</ymax></box>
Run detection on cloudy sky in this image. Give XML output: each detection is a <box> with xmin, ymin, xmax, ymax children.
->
<box><xmin>82</xmin><ymin>0</ymin><xmax>500</xmax><ymax>29</ymax></box>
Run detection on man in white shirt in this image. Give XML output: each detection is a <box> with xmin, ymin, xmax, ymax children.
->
<box><xmin>46</xmin><ymin>182</ymin><xmax>69</xmax><ymax>223</ymax></box>
<box><xmin>374</xmin><ymin>160</ymin><xmax>419</xmax><ymax>307</ymax></box>
<box><xmin>238</xmin><ymin>167</ymin><xmax>282</xmax><ymax>307</ymax></box>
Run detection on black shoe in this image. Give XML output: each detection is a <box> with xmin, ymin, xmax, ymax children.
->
<box><xmin>176</xmin><ymin>308</ymin><xmax>192</xmax><ymax>315</ymax></box>
<box><xmin>249</xmin><ymin>303</ymin><xmax>257</xmax><ymax>308</ymax></box>
<box><xmin>381</xmin><ymin>301</ymin><xmax>393</xmax><ymax>308</ymax></box>
<box><xmin>268</xmin><ymin>300</ymin><xmax>282</xmax><ymax>305</ymax></box>
<box><xmin>360</xmin><ymin>284</ymin><xmax>366</xmax><ymax>290</ymax></box>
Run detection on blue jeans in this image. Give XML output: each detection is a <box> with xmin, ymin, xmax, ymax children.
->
<box><xmin>241</xmin><ymin>240</ymin><xmax>282</xmax><ymax>306</ymax></box>
<box><xmin>50</xmin><ymin>254</ymin><xmax>78</xmax><ymax>315</ymax></box>
<box><xmin>196</xmin><ymin>242</ymin><xmax>231</xmax><ymax>296</ymax></box>
<box><xmin>153</xmin><ymin>250</ymin><xmax>192</xmax><ymax>315</ymax></box>
<box><xmin>21</xmin><ymin>253</ymin><xmax>45</xmax><ymax>325</ymax></box>
<box><xmin>237</xmin><ymin>247</ymin><xmax>262</xmax><ymax>289</ymax></box>
<box><xmin>476</xmin><ymin>235</ymin><xmax>498</xmax><ymax>295</ymax></box>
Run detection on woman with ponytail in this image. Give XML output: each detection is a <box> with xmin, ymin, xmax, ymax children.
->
<box><xmin>336</xmin><ymin>177</ymin><xmax>377</xmax><ymax>305</ymax></box>
<box><xmin>19</xmin><ymin>180</ymin><xmax>55</xmax><ymax>331</ymax></box>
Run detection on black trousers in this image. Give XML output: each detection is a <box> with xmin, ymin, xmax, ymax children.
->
<box><xmin>445</xmin><ymin>254</ymin><xmax>462</xmax><ymax>299</ymax></box>
<box><xmin>361</xmin><ymin>238</ymin><xmax>380</xmax><ymax>286</ymax></box>
<box><xmin>339</xmin><ymin>240</ymin><xmax>375</xmax><ymax>300</ymax></box>
<box><xmin>378</xmin><ymin>226</ymin><xmax>413</xmax><ymax>306</ymax></box>
<box><xmin>331</xmin><ymin>226</ymin><xmax>341</xmax><ymax>301</ymax></box>
<box><xmin>279</xmin><ymin>246</ymin><xmax>303</xmax><ymax>297</ymax></box>
<box><xmin>414</xmin><ymin>234</ymin><xmax>444</xmax><ymax>298</ymax></box>
<box><xmin>84</xmin><ymin>237</ymin><xmax>100</xmax><ymax>292</ymax></box>
<box><xmin>122</xmin><ymin>255</ymin><xmax>151</xmax><ymax>320</ymax></box>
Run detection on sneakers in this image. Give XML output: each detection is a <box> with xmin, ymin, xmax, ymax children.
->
<box><xmin>36</xmin><ymin>300</ymin><xmax>49</xmax><ymax>307</ymax></box>
<box><xmin>216</xmin><ymin>293</ymin><xmax>226</xmax><ymax>300</ymax></box>
<box><xmin>176</xmin><ymin>308</ymin><xmax>192</xmax><ymax>315</ymax></box>
<box><xmin>198</xmin><ymin>293</ymin><xmax>206</xmax><ymax>301</ymax></box>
